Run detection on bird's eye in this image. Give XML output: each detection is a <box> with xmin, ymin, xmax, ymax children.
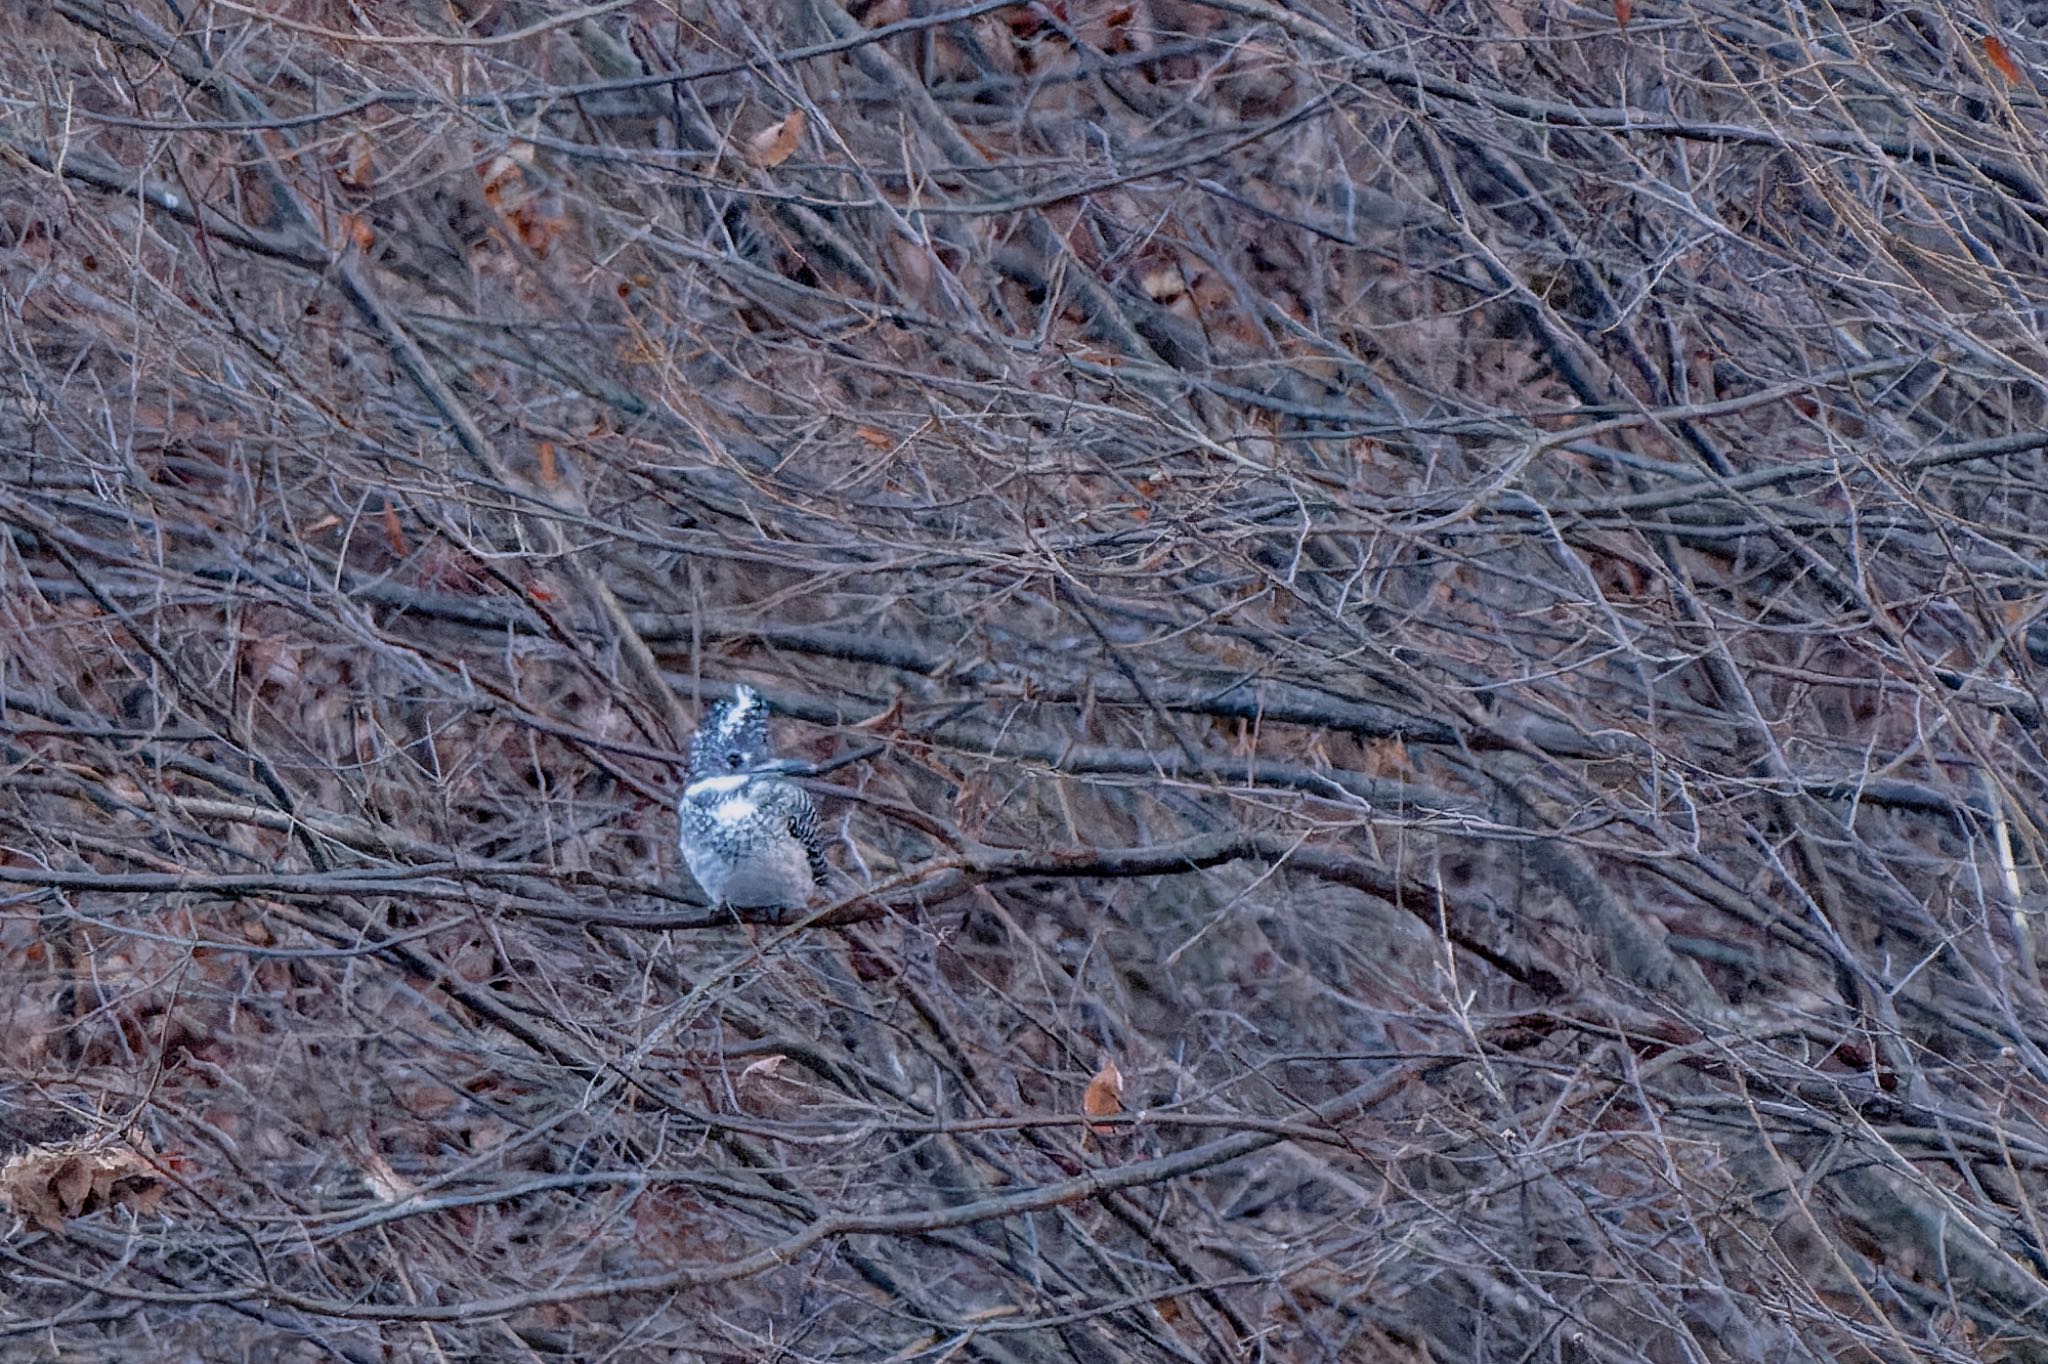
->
<box><xmin>726</xmin><ymin>751</ymin><xmax>743</xmax><ymax>769</ymax></box>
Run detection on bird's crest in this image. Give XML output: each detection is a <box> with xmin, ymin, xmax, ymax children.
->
<box><xmin>688</xmin><ymin>685</ymin><xmax>773</xmax><ymax>779</ymax></box>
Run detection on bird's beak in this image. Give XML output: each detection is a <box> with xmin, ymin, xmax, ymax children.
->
<box><xmin>749</xmin><ymin>757</ymin><xmax>810</xmax><ymax>777</ymax></box>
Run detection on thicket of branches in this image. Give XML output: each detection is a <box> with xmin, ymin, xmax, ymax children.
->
<box><xmin>5</xmin><ymin>0</ymin><xmax>2048</xmax><ymax>1359</ymax></box>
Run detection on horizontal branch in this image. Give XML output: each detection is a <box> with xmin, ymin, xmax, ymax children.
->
<box><xmin>7</xmin><ymin>1068</ymin><xmax>1421</xmax><ymax>1322</ymax></box>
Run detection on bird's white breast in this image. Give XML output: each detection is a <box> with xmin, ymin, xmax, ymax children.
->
<box><xmin>685</xmin><ymin>773</ymin><xmax>750</xmax><ymax>799</ymax></box>
<box><xmin>712</xmin><ymin>795</ymin><xmax>757</xmax><ymax>826</ymax></box>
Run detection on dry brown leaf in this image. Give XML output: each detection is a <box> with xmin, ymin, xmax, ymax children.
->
<box><xmin>0</xmin><ymin>1158</ymin><xmax>62</xmax><ymax>1231</ymax></box>
<box><xmin>746</xmin><ymin>110</ymin><xmax>806</xmax><ymax>169</ymax></box>
<box><xmin>360</xmin><ymin>1151</ymin><xmax>417</xmax><ymax>1203</ymax></box>
<box><xmin>1</xmin><ymin>1137</ymin><xmax>170</xmax><ymax>1234</ymax></box>
<box><xmin>951</xmin><ymin>770</ymin><xmax>999</xmax><ymax>839</ymax></box>
<box><xmin>737</xmin><ymin>1054</ymin><xmax>806</xmax><ymax>1117</ymax></box>
<box><xmin>1363</xmin><ymin>736</ymin><xmax>1417</xmax><ymax>779</ymax></box>
<box><xmin>381</xmin><ymin>498</ymin><xmax>408</xmax><ymax>557</ymax></box>
<box><xmin>508</xmin><ymin>200</ymin><xmax>567</xmax><ymax>255</ymax></box>
<box><xmin>54</xmin><ymin>1155</ymin><xmax>95</xmax><ymax>1213</ymax></box>
<box><xmin>1140</xmin><ymin>267</ymin><xmax>1185</xmax><ymax>303</ymax></box>
<box><xmin>338</xmin><ymin>132</ymin><xmax>376</xmax><ymax>190</ymax></box>
<box><xmin>1986</xmin><ymin>36</ymin><xmax>2023</xmax><ymax>86</ymax></box>
<box><xmin>479</xmin><ymin>145</ymin><xmax>534</xmax><ymax>205</ymax></box>
<box><xmin>338</xmin><ymin>211</ymin><xmax>375</xmax><ymax>252</ymax></box>
<box><xmin>1613</xmin><ymin>0</ymin><xmax>1631</xmax><ymax>29</ymax></box>
<box><xmin>1084</xmin><ymin>1059</ymin><xmax>1124</xmax><ymax>1134</ymax></box>
<box><xmin>740</xmin><ymin>1054</ymin><xmax>788</xmax><ymax>1083</ymax></box>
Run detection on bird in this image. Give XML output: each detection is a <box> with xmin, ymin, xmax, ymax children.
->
<box><xmin>677</xmin><ymin>685</ymin><xmax>828</xmax><ymax>908</ymax></box>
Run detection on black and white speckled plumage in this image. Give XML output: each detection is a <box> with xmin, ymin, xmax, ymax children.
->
<box><xmin>678</xmin><ymin>686</ymin><xmax>827</xmax><ymax>908</ymax></box>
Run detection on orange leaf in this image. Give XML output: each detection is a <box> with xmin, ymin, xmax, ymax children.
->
<box><xmin>1986</xmin><ymin>35</ymin><xmax>2023</xmax><ymax>86</ymax></box>
<box><xmin>510</xmin><ymin>202</ymin><xmax>567</xmax><ymax>255</ymax></box>
<box><xmin>855</xmin><ymin>425</ymin><xmax>893</xmax><ymax>450</ymax></box>
<box><xmin>478</xmin><ymin>146</ymin><xmax>532</xmax><ymax>203</ymax></box>
<box><xmin>1613</xmin><ymin>0</ymin><xmax>1630</xmax><ymax>28</ymax></box>
<box><xmin>746</xmin><ymin>109</ymin><xmax>806</xmax><ymax>169</ymax></box>
<box><xmin>337</xmin><ymin>212</ymin><xmax>375</xmax><ymax>252</ymax></box>
<box><xmin>1083</xmin><ymin>1060</ymin><xmax>1124</xmax><ymax>1133</ymax></box>
<box><xmin>338</xmin><ymin>132</ymin><xmax>376</xmax><ymax>190</ymax></box>
<box><xmin>381</xmin><ymin>499</ymin><xmax>408</xmax><ymax>558</ymax></box>
<box><xmin>537</xmin><ymin>440</ymin><xmax>559</xmax><ymax>488</ymax></box>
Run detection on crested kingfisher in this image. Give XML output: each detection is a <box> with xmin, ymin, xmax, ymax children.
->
<box><xmin>677</xmin><ymin>685</ymin><xmax>827</xmax><ymax>908</ymax></box>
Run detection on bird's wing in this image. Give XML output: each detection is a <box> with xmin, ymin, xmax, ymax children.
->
<box><xmin>786</xmin><ymin>787</ymin><xmax>828</xmax><ymax>883</ymax></box>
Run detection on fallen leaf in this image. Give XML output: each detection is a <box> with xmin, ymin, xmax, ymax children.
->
<box><xmin>1613</xmin><ymin>0</ymin><xmax>1631</xmax><ymax>29</ymax></box>
<box><xmin>1986</xmin><ymin>35</ymin><xmax>2023</xmax><ymax>86</ymax></box>
<box><xmin>746</xmin><ymin>109</ymin><xmax>806</xmax><ymax>169</ymax></box>
<box><xmin>508</xmin><ymin>200</ymin><xmax>567</xmax><ymax>255</ymax></box>
<box><xmin>1</xmin><ymin>1137</ymin><xmax>170</xmax><ymax>1234</ymax></box>
<box><xmin>737</xmin><ymin>1054</ymin><xmax>807</xmax><ymax>1117</ymax></box>
<box><xmin>1084</xmin><ymin>1059</ymin><xmax>1124</xmax><ymax>1134</ymax></box>
<box><xmin>740</xmin><ymin>1055</ymin><xmax>788</xmax><ymax>1083</ymax></box>
<box><xmin>53</xmin><ymin>1157</ymin><xmax>94</xmax><ymax>1219</ymax></box>
<box><xmin>381</xmin><ymin>497</ymin><xmax>408</xmax><ymax>558</ymax></box>
<box><xmin>360</xmin><ymin>1151</ymin><xmax>416</xmax><ymax>1203</ymax></box>
<box><xmin>478</xmin><ymin>145</ymin><xmax>535</xmax><ymax>204</ymax></box>
<box><xmin>338</xmin><ymin>132</ymin><xmax>376</xmax><ymax>190</ymax></box>
<box><xmin>0</xmin><ymin>1159</ymin><xmax>62</xmax><ymax>1232</ymax></box>
<box><xmin>1139</xmin><ymin>267</ymin><xmax>1186</xmax><ymax>303</ymax></box>
<box><xmin>338</xmin><ymin>212</ymin><xmax>375</xmax><ymax>252</ymax></box>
